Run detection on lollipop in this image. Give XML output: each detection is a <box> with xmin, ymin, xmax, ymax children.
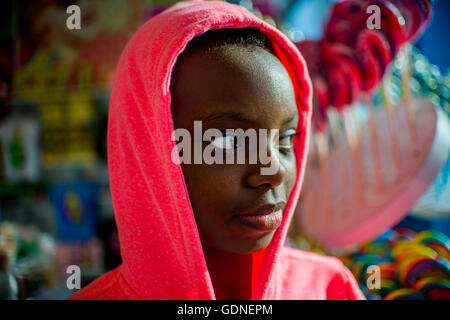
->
<box><xmin>334</xmin><ymin>227</ymin><xmax>449</xmax><ymax>299</ymax></box>
<box><xmin>393</xmin><ymin>243</ymin><xmax>439</xmax><ymax>262</ymax></box>
<box><xmin>355</xmin><ymin>29</ymin><xmax>392</xmax><ymax>92</ymax></box>
<box><xmin>364</xmin><ymin>292</ymin><xmax>383</xmax><ymax>300</ymax></box>
<box><xmin>370</xmin><ymin>278</ymin><xmax>397</xmax><ymax>297</ymax></box>
<box><xmin>384</xmin><ymin>288</ymin><xmax>425</xmax><ymax>300</ymax></box>
<box><xmin>296</xmin><ymin>40</ymin><xmax>321</xmax><ymax>75</ymax></box>
<box><xmin>298</xmin><ymin>40</ymin><xmax>364</xmax><ymax>111</ymax></box>
<box><xmin>398</xmin><ymin>256</ymin><xmax>450</xmax><ymax>288</ymax></box>
<box><xmin>324</xmin><ymin>0</ymin><xmax>368</xmax><ymax>45</ymax></box>
<box><xmin>375</xmin><ymin>229</ymin><xmax>398</xmax><ymax>243</ymax></box>
<box><xmin>370</xmin><ymin>0</ymin><xmax>408</xmax><ymax>54</ymax></box>
<box><xmin>325</xmin><ymin>0</ymin><xmax>432</xmax><ymax>54</ymax></box>
<box><xmin>394</xmin><ymin>228</ymin><xmax>416</xmax><ymax>241</ymax></box>
<box><xmin>390</xmin><ymin>0</ymin><xmax>433</xmax><ymax>42</ymax></box>
<box><xmin>413</xmin><ymin>230</ymin><xmax>450</xmax><ymax>261</ymax></box>
<box><xmin>326</xmin><ymin>66</ymin><xmax>353</xmax><ymax>109</ymax></box>
<box><xmin>351</xmin><ymin>254</ymin><xmax>386</xmax><ymax>283</ymax></box>
<box><xmin>300</xmin><ymin>0</ymin><xmax>433</xmax><ymax>116</ymax></box>
<box><xmin>413</xmin><ymin>277</ymin><xmax>450</xmax><ymax>300</ymax></box>
<box><xmin>379</xmin><ymin>262</ymin><xmax>397</xmax><ymax>281</ymax></box>
<box><xmin>361</xmin><ymin>240</ymin><xmax>392</xmax><ymax>257</ymax></box>
<box><xmin>321</xmin><ymin>42</ymin><xmax>363</xmax><ymax>108</ymax></box>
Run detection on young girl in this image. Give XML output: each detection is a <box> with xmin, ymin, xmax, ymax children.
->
<box><xmin>69</xmin><ymin>0</ymin><xmax>365</xmax><ymax>300</ymax></box>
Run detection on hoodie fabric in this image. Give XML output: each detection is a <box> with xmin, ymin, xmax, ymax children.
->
<box><xmin>69</xmin><ymin>0</ymin><xmax>365</xmax><ymax>300</ymax></box>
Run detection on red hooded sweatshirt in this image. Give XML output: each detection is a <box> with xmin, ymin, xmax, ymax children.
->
<box><xmin>69</xmin><ymin>0</ymin><xmax>365</xmax><ymax>300</ymax></box>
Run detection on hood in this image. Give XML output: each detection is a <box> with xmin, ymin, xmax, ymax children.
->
<box><xmin>107</xmin><ymin>0</ymin><xmax>312</xmax><ymax>299</ymax></box>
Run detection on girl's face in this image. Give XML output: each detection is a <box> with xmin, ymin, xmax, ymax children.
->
<box><xmin>171</xmin><ymin>44</ymin><xmax>298</xmax><ymax>254</ymax></box>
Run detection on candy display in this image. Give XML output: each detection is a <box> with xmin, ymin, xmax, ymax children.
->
<box><xmin>336</xmin><ymin>229</ymin><xmax>450</xmax><ymax>300</ymax></box>
<box><xmin>298</xmin><ymin>0</ymin><xmax>433</xmax><ymax>117</ymax></box>
<box><xmin>298</xmin><ymin>94</ymin><xmax>449</xmax><ymax>248</ymax></box>
<box><xmin>413</xmin><ymin>277</ymin><xmax>450</xmax><ymax>300</ymax></box>
<box><xmin>294</xmin><ymin>0</ymin><xmax>449</xmax><ymax>254</ymax></box>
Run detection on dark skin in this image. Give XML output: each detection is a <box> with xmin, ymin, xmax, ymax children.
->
<box><xmin>171</xmin><ymin>43</ymin><xmax>299</xmax><ymax>299</ymax></box>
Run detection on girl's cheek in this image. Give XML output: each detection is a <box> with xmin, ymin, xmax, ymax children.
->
<box><xmin>193</xmin><ymin>164</ymin><xmax>240</xmax><ymax>196</ymax></box>
<box><xmin>283</xmin><ymin>156</ymin><xmax>297</xmax><ymax>192</ymax></box>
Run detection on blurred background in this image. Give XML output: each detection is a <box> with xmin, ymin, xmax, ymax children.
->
<box><xmin>0</xmin><ymin>0</ymin><xmax>449</xmax><ymax>300</ymax></box>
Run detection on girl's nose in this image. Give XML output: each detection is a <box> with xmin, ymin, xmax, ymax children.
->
<box><xmin>246</xmin><ymin>147</ymin><xmax>287</xmax><ymax>189</ymax></box>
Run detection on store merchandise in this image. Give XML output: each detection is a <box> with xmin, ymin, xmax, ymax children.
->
<box><xmin>337</xmin><ymin>229</ymin><xmax>450</xmax><ymax>300</ymax></box>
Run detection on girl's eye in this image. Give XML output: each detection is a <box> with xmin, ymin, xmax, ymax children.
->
<box><xmin>278</xmin><ymin>131</ymin><xmax>300</xmax><ymax>149</ymax></box>
<box><xmin>210</xmin><ymin>135</ymin><xmax>237</xmax><ymax>150</ymax></box>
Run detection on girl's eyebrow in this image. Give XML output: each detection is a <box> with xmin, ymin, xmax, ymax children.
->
<box><xmin>202</xmin><ymin>111</ymin><xmax>257</xmax><ymax>124</ymax></box>
<box><xmin>283</xmin><ymin>113</ymin><xmax>298</xmax><ymax>125</ymax></box>
<box><xmin>202</xmin><ymin>111</ymin><xmax>298</xmax><ymax>126</ymax></box>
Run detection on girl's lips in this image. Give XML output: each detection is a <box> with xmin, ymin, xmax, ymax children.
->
<box><xmin>235</xmin><ymin>209</ymin><xmax>283</xmax><ymax>231</ymax></box>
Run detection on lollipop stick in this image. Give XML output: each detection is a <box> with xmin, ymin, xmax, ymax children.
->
<box><xmin>399</xmin><ymin>44</ymin><xmax>417</xmax><ymax>144</ymax></box>
<box><xmin>366</xmin><ymin>95</ymin><xmax>383</xmax><ymax>193</ymax></box>
<box><xmin>343</xmin><ymin>107</ymin><xmax>364</xmax><ymax>206</ymax></box>
<box><xmin>382</xmin><ymin>75</ymin><xmax>401</xmax><ymax>170</ymax></box>
<box><xmin>354</xmin><ymin>107</ymin><xmax>365</xmax><ymax>205</ymax></box>
<box><xmin>327</xmin><ymin>108</ymin><xmax>349</xmax><ymax>187</ymax></box>
<box><xmin>315</xmin><ymin>131</ymin><xmax>331</xmax><ymax>228</ymax></box>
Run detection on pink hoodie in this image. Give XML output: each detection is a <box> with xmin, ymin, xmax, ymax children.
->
<box><xmin>69</xmin><ymin>0</ymin><xmax>365</xmax><ymax>300</ymax></box>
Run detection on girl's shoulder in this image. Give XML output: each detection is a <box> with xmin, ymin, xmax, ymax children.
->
<box><xmin>66</xmin><ymin>265</ymin><xmax>138</xmax><ymax>300</ymax></box>
<box><xmin>278</xmin><ymin>246</ymin><xmax>366</xmax><ymax>299</ymax></box>
<box><xmin>280</xmin><ymin>246</ymin><xmax>346</xmax><ymax>271</ymax></box>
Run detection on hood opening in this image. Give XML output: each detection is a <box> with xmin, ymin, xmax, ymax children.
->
<box><xmin>106</xmin><ymin>0</ymin><xmax>312</xmax><ymax>299</ymax></box>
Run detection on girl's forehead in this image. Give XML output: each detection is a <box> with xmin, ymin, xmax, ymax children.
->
<box><xmin>171</xmin><ymin>44</ymin><xmax>298</xmax><ymax>125</ymax></box>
